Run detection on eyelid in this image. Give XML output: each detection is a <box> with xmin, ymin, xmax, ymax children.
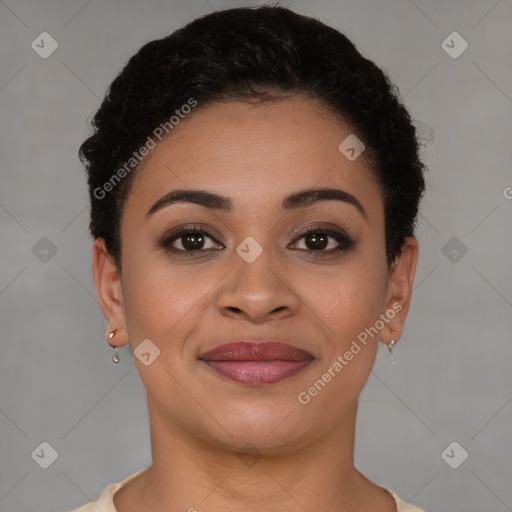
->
<box><xmin>288</xmin><ymin>221</ymin><xmax>351</xmax><ymax>239</ymax></box>
<box><xmin>161</xmin><ymin>223</ymin><xmax>223</xmax><ymax>242</ymax></box>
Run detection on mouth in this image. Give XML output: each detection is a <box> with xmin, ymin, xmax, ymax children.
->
<box><xmin>198</xmin><ymin>341</ymin><xmax>314</xmax><ymax>386</ymax></box>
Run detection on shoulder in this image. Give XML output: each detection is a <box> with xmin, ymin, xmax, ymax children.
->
<box><xmin>71</xmin><ymin>469</ymin><xmax>147</xmax><ymax>512</ymax></box>
<box><xmin>71</xmin><ymin>482</ymin><xmax>117</xmax><ymax>512</ymax></box>
<box><xmin>378</xmin><ymin>485</ymin><xmax>429</xmax><ymax>512</ymax></box>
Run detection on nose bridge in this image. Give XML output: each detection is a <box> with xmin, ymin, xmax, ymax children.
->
<box><xmin>233</xmin><ymin>234</ymin><xmax>280</xmax><ymax>298</ymax></box>
<box><xmin>216</xmin><ymin>233</ymin><xmax>298</xmax><ymax>320</ymax></box>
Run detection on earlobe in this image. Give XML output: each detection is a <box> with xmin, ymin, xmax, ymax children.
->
<box><xmin>380</xmin><ymin>237</ymin><xmax>419</xmax><ymax>345</ymax></box>
<box><xmin>92</xmin><ymin>238</ymin><xmax>129</xmax><ymax>347</ymax></box>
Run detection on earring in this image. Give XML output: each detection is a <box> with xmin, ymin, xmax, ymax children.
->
<box><xmin>387</xmin><ymin>340</ymin><xmax>396</xmax><ymax>365</ymax></box>
<box><xmin>108</xmin><ymin>330</ymin><xmax>120</xmax><ymax>364</ymax></box>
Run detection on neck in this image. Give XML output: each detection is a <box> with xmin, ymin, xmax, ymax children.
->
<box><xmin>126</xmin><ymin>402</ymin><xmax>373</xmax><ymax>512</ymax></box>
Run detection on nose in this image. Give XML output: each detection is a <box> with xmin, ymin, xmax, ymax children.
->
<box><xmin>215</xmin><ymin>246</ymin><xmax>301</xmax><ymax>324</ymax></box>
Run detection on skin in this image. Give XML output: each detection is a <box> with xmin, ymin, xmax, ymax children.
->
<box><xmin>92</xmin><ymin>96</ymin><xmax>418</xmax><ymax>512</ymax></box>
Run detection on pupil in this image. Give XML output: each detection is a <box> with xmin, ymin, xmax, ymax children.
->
<box><xmin>183</xmin><ymin>233</ymin><xmax>203</xmax><ymax>250</ymax></box>
<box><xmin>306</xmin><ymin>232</ymin><xmax>327</xmax><ymax>250</ymax></box>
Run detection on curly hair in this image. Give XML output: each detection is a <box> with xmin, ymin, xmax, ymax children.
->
<box><xmin>78</xmin><ymin>4</ymin><xmax>427</xmax><ymax>272</ymax></box>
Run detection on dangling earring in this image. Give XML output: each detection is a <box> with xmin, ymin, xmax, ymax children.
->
<box><xmin>387</xmin><ymin>339</ymin><xmax>396</xmax><ymax>365</ymax></box>
<box><xmin>108</xmin><ymin>330</ymin><xmax>120</xmax><ymax>364</ymax></box>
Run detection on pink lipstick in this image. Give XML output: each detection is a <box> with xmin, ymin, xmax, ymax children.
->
<box><xmin>199</xmin><ymin>341</ymin><xmax>314</xmax><ymax>386</ymax></box>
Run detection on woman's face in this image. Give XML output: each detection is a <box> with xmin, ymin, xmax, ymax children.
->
<box><xmin>95</xmin><ymin>96</ymin><xmax>417</xmax><ymax>453</ymax></box>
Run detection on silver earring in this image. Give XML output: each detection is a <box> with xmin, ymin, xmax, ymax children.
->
<box><xmin>387</xmin><ymin>339</ymin><xmax>396</xmax><ymax>365</ymax></box>
<box><xmin>108</xmin><ymin>330</ymin><xmax>120</xmax><ymax>364</ymax></box>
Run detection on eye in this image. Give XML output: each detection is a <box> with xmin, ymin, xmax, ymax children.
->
<box><xmin>290</xmin><ymin>227</ymin><xmax>356</xmax><ymax>255</ymax></box>
<box><xmin>158</xmin><ymin>225</ymin><xmax>223</xmax><ymax>253</ymax></box>
<box><xmin>158</xmin><ymin>224</ymin><xmax>356</xmax><ymax>256</ymax></box>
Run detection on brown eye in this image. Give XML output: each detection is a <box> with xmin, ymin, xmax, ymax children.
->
<box><xmin>158</xmin><ymin>225</ymin><xmax>355</xmax><ymax>257</ymax></box>
<box><xmin>176</xmin><ymin>232</ymin><xmax>206</xmax><ymax>251</ymax></box>
<box><xmin>302</xmin><ymin>232</ymin><xmax>330</xmax><ymax>251</ymax></box>
<box><xmin>291</xmin><ymin>228</ymin><xmax>355</xmax><ymax>255</ymax></box>
<box><xmin>159</xmin><ymin>226</ymin><xmax>223</xmax><ymax>253</ymax></box>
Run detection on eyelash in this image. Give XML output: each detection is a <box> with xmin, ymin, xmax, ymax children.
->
<box><xmin>157</xmin><ymin>223</ymin><xmax>356</xmax><ymax>257</ymax></box>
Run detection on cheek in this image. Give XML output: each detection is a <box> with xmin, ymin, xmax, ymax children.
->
<box><xmin>310</xmin><ymin>260</ymin><xmax>389</xmax><ymax>342</ymax></box>
<box><xmin>120</xmin><ymin>242</ymin><xmax>232</xmax><ymax>368</ymax></box>
<box><xmin>122</xmin><ymin>260</ymin><xmax>204</xmax><ymax>342</ymax></box>
<box><xmin>293</xmin><ymin>264</ymin><xmax>388</xmax><ymax>416</ymax></box>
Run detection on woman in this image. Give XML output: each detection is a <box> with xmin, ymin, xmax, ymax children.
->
<box><xmin>74</xmin><ymin>5</ymin><xmax>428</xmax><ymax>511</ymax></box>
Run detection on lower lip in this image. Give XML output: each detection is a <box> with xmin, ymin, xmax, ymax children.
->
<box><xmin>202</xmin><ymin>360</ymin><xmax>313</xmax><ymax>386</ymax></box>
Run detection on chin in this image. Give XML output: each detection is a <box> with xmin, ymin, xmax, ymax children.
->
<box><xmin>191</xmin><ymin>402</ymin><xmax>317</xmax><ymax>455</ymax></box>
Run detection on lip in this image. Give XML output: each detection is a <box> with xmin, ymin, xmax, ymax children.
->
<box><xmin>199</xmin><ymin>341</ymin><xmax>314</xmax><ymax>361</ymax></box>
<box><xmin>199</xmin><ymin>341</ymin><xmax>314</xmax><ymax>386</ymax></box>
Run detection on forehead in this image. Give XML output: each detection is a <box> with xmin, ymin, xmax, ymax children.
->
<box><xmin>123</xmin><ymin>97</ymin><xmax>383</xmax><ymax>221</ymax></box>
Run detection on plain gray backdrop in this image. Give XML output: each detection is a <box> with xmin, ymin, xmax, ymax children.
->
<box><xmin>1</xmin><ymin>1</ymin><xmax>511</xmax><ymax>511</ymax></box>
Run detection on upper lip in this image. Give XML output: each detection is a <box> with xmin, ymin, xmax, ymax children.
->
<box><xmin>199</xmin><ymin>341</ymin><xmax>314</xmax><ymax>362</ymax></box>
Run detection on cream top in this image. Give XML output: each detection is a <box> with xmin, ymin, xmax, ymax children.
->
<box><xmin>72</xmin><ymin>469</ymin><xmax>428</xmax><ymax>511</ymax></box>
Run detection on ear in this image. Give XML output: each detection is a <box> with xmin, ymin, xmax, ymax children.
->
<box><xmin>92</xmin><ymin>238</ymin><xmax>129</xmax><ymax>347</ymax></box>
<box><xmin>380</xmin><ymin>236</ymin><xmax>419</xmax><ymax>345</ymax></box>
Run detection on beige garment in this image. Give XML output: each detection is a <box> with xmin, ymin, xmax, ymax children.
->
<box><xmin>72</xmin><ymin>469</ymin><xmax>428</xmax><ymax>512</ymax></box>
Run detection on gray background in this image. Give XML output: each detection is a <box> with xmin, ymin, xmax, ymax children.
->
<box><xmin>1</xmin><ymin>0</ymin><xmax>511</xmax><ymax>511</ymax></box>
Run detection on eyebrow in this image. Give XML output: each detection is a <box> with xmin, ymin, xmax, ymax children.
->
<box><xmin>146</xmin><ymin>187</ymin><xmax>367</xmax><ymax>220</ymax></box>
